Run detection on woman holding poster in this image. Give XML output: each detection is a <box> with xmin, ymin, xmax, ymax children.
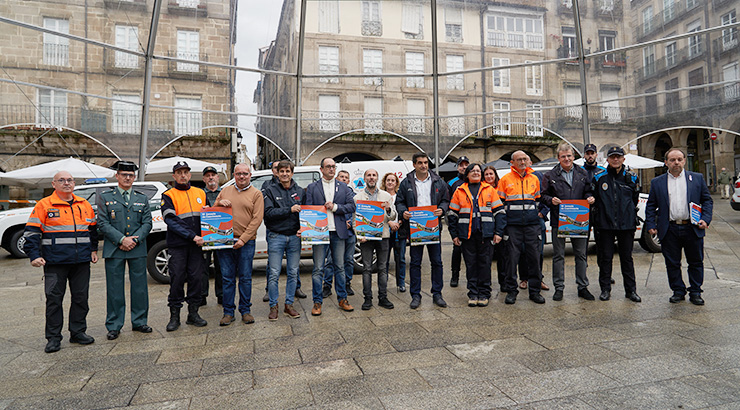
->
<box><xmin>448</xmin><ymin>164</ymin><xmax>505</xmax><ymax>307</ymax></box>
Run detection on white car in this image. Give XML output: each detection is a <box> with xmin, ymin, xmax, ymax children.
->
<box><xmin>0</xmin><ymin>181</ymin><xmax>172</xmax><ymax>283</ymax></box>
<box><xmin>731</xmin><ymin>176</ymin><xmax>740</xmax><ymax>211</ymax></box>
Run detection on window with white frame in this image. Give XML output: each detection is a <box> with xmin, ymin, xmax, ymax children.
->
<box><xmin>176</xmin><ymin>30</ymin><xmax>200</xmax><ymax>72</ymax></box>
<box><xmin>492</xmin><ymin>58</ymin><xmax>510</xmax><ymax>94</ymax></box>
<box><xmin>721</xmin><ymin>11</ymin><xmax>738</xmax><ymax>51</ymax></box>
<box><xmin>486</xmin><ymin>14</ymin><xmax>543</xmax><ymax>50</ymax></box>
<box><xmin>600</xmin><ymin>31</ymin><xmax>616</xmax><ymax>62</ymax></box>
<box><xmin>364</xmin><ymin>97</ymin><xmax>383</xmax><ymax>133</ymax></box>
<box><xmin>319</xmin><ymin>95</ymin><xmax>340</xmax><ymax>132</ymax></box>
<box><xmin>37</xmin><ymin>89</ymin><xmax>67</xmax><ymax>127</ymax></box>
<box><xmin>112</xmin><ymin>93</ymin><xmax>141</xmax><ymax>134</ymax></box>
<box><xmin>115</xmin><ymin>25</ymin><xmax>139</xmax><ymax>69</ymax></box>
<box><xmin>562</xmin><ymin>27</ymin><xmax>577</xmax><ymax>58</ymax></box>
<box><xmin>663</xmin><ymin>0</ymin><xmax>676</xmax><ymax>23</ymax></box>
<box><xmin>492</xmin><ymin>102</ymin><xmax>510</xmax><ymax>136</ymax></box>
<box><xmin>643</xmin><ymin>44</ymin><xmax>656</xmax><ymax>76</ymax></box>
<box><xmin>446</xmin><ymin>55</ymin><xmax>464</xmax><ymax>90</ymax></box>
<box><xmin>687</xmin><ymin>20</ymin><xmax>702</xmax><ymax>57</ymax></box>
<box><xmin>564</xmin><ymin>86</ymin><xmax>582</xmax><ymax>119</ymax></box>
<box><xmin>665</xmin><ymin>41</ymin><xmax>677</xmax><ymax>67</ymax></box>
<box><xmin>686</xmin><ymin>0</ymin><xmax>698</xmax><ymax>10</ymax></box>
<box><xmin>319</xmin><ymin>0</ymin><xmax>339</xmax><ymax>34</ymax></box>
<box><xmin>405</xmin><ymin>51</ymin><xmax>424</xmax><ymax>88</ymax></box>
<box><xmin>362</xmin><ymin>1</ymin><xmax>380</xmax><ymax>22</ymax></box>
<box><xmin>43</xmin><ymin>18</ymin><xmax>69</xmax><ymax>66</ymax></box>
<box><xmin>600</xmin><ymin>88</ymin><xmax>621</xmax><ymax>123</ymax></box>
<box><xmin>525</xmin><ymin>61</ymin><xmax>543</xmax><ymax>96</ymax></box>
<box><xmin>665</xmin><ymin>77</ymin><xmax>680</xmax><ymax>112</ymax></box>
<box><xmin>723</xmin><ymin>62</ymin><xmax>739</xmax><ymax>101</ymax></box>
<box><xmin>175</xmin><ymin>96</ymin><xmax>202</xmax><ymax>136</ymax></box>
<box><xmin>643</xmin><ymin>6</ymin><xmax>653</xmax><ymax>34</ymax></box>
<box><xmin>363</xmin><ymin>49</ymin><xmax>382</xmax><ymax>86</ymax></box>
<box><xmin>319</xmin><ymin>46</ymin><xmax>339</xmax><ymax>83</ymax></box>
<box><xmin>407</xmin><ymin>99</ymin><xmax>425</xmax><ymax>134</ymax></box>
<box><xmin>526</xmin><ymin>104</ymin><xmax>543</xmax><ymax>137</ymax></box>
<box><xmin>445</xmin><ymin>7</ymin><xmax>463</xmax><ymax>43</ymax></box>
<box><xmin>401</xmin><ymin>3</ymin><xmax>422</xmax><ymax>39</ymax></box>
<box><xmin>447</xmin><ymin>101</ymin><xmax>465</xmax><ymax>136</ymax></box>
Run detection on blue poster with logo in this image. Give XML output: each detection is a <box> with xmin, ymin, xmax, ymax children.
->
<box><xmin>409</xmin><ymin>206</ymin><xmax>440</xmax><ymax>246</ymax></box>
<box><xmin>200</xmin><ymin>207</ymin><xmax>234</xmax><ymax>250</ymax></box>
<box><xmin>557</xmin><ymin>200</ymin><xmax>590</xmax><ymax>238</ymax></box>
<box><xmin>300</xmin><ymin>205</ymin><xmax>330</xmax><ymax>245</ymax></box>
<box><xmin>354</xmin><ymin>200</ymin><xmax>384</xmax><ymax>240</ymax></box>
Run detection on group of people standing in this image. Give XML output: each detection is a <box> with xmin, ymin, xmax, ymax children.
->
<box><xmin>23</xmin><ymin>142</ymin><xmax>714</xmax><ymax>353</ymax></box>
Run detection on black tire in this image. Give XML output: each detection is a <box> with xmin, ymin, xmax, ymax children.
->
<box><xmin>8</xmin><ymin>229</ymin><xmax>27</xmax><ymax>258</ymax></box>
<box><xmin>639</xmin><ymin>229</ymin><xmax>662</xmax><ymax>253</ymax></box>
<box><xmin>146</xmin><ymin>240</ymin><xmax>171</xmax><ymax>284</ymax></box>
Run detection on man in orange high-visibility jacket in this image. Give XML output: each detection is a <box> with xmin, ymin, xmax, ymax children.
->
<box><xmin>497</xmin><ymin>150</ymin><xmax>546</xmax><ymax>305</ymax></box>
<box><xmin>448</xmin><ymin>163</ymin><xmax>505</xmax><ymax>306</ymax></box>
<box><xmin>24</xmin><ymin>171</ymin><xmax>99</xmax><ymax>353</ymax></box>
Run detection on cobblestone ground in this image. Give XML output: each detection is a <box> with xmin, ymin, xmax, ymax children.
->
<box><xmin>2</xmin><ymin>194</ymin><xmax>740</xmax><ymax>409</ymax></box>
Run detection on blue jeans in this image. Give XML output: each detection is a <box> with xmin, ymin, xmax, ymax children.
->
<box><xmin>409</xmin><ymin>243</ymin><xmax>443</xmax><ymax>298</ymax></box>
<box><xmin>386</xmin><ymin>232</ymin><xmax>407</xmax><ymax>285</ymax></box>
<box><xmin>267</xmin><ymin>232</ymin><xmax>300</xmax><ymax>307</ymax></box>
<box><xmin>312</xmin><ymin>231</ymin><xmax>347</xmax><ymax>303</ymax></box>
<box><xmin>265</xmin><ymin>228</ymin><xmax>301</xmax><ymax>291</ymax></box>
<box><xmin>324</xmin><ymin>234</ymin><xmax>356</xmax><ymax>286</ymax></box>
<box><xmin>217</xmin><ymin>240</ymin><xmax>255</xmax><ymax>316</ymax></box>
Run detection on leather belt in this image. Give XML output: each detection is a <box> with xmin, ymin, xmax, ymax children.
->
<box><xmin>670</xmin><ymin>219</ymin><xmax>690</xmax><ymax>225</ymax></box>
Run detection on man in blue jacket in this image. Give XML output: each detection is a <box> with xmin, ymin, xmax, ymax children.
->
<box><xmin>646</xmin><ymin>148</ymin><xmax>713</xmax><ymax>305</ymax></box>
<box><xmin>396</xmin><ymin>153</ymin><xmax>451</xmax><ymax>309</ymax></box>
<box><xmin>305</xmin><ymin>157</ymin><xmax>356</xmax><ymax>316</ymax></box>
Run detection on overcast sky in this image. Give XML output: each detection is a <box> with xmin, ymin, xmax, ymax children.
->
<box><xmin>233</xmin><ymin>0</ymin><xmax>284</xmax><ymax>162</ymax></box>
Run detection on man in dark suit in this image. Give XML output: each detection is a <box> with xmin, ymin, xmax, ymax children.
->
<box><xmin>646</xmin><ymin>148</ymin><xmax>713</xmax><ymax>305</ymax></box>
<box><xmin>97</xmin><ymin>161</ymin><xmax>153</xmax><ymax>340</ymax></box>
<box><xmin>305</xmin><ymin>157</ymin><xmax>356</xmax><ymax>315</ymax></box>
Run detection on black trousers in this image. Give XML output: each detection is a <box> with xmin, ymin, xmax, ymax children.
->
<box><xmin>451</xmin><ymin>243</ymin><xmax>462</xmax><ymax>276</ymax></box>
<box><xmin>201</xmin><ymin>250</ymin><xmax>223</xmax><ymax>299</ymax></box>
<box><xmin>494</xmin><ymin>241</ymin><xmax>507</xmax><ymax>291</ymax></box>
<box><xmin>461</xmin><ymin>231</ymin><xmax>493</xmax><ymax>299</ymax></box>
<box><xmin>662</xmin><ymin>223</ymin><xmax>704</xmax><ymax>296</ymax></box>
<box><xmin>596</xmin><ymin>229</ymin><xmax>636</xmax><ymax>293</ymax></box>
<box><xmin>504</xmin><ymin>225</ymin><xmax>542</xmax><ymax>295</ymax></box>
<box><xmin>44</xmin><ymin>263</ymin><xmax>90</xmax><ymax>341</ymax></box>
<box><xmin>168</xmin><ymin>244</ymin><xmax>204</xmax><ymax>308</ymax></box>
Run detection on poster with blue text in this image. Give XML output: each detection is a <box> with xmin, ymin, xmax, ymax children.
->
<box><xmin>355</xmin><ymin>200</ymin><xmax>384</xmax><ymax>240</ymax></box>
<box><xmin>557</xmin><ymin>200</ymin><xmax>590</xmax><ymax>238</ymax></box>
<box><xmin>300</xmin><ymin>205</ymin><xmax>330</xmax><ymax>245</ymax></box>
<box><xmin>200</xmin><ymin>207</ymin><xmax>234</xmax><ymax>250</ymax></box>
<box><xmin>409</xmin><ymin>206</ymin><xmax>440</xmax><ymax>246</ymax></box>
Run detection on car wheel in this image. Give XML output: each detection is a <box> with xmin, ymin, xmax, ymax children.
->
<box><xmin>8</xmin><ymin>229</ymin><xmax>27</xmax><ymax>258</ymax></box>
<box><xmin>639</xmin><ymin>229</ymin><xmax>661</xmax><ymax>253</ymax></box>
<box><xmin>353</xmin><ymin>241</ymin><xmax>377</xmax><ymax>273</ymax></box>
<box><xmin>146</xmin><ymin>240</ymin><xmax>171</xmax><ymax>284</ymax></box>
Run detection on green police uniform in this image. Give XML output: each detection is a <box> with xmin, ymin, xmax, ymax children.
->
<box><xmin>97</xmin><ymin>187</ymin><xmax>153</xmax><ymax>331</ymax></box>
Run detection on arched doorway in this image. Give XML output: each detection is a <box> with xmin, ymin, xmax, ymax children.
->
<box><xmin>654</xmin><ymin>134</ymin><xmax>673</xmax><ymax>176</ymax></box>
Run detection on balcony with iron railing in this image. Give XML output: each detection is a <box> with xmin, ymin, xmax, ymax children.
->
<box><xmin>712</xmin><ymin>0</ymin><xmax>734</xmax><ymax>10</ymax></box>
<box><xmin>104</xmin><ymin>0</ymin><xmax>146</xmax><ymax>12</ymax></box>
<box><xmin>634</xmin><ymin>43</ymin><xmax>705</xmax><ymax>83</ymax></box>
<box><xmin>714</xmin><ymin>31</ymin><xmax>739</xmax><ymax>59</ymax></box>
<box><xmin>594</xmin><ymin>0</ymin><xmax>622</xmax><ymax>18</ymax></box>
<box><xmin>167</xmin><ymin>51</ymin><xmax>208</xmax><ymax>79</ymax></box>
<box><xmin>103</xmin><ymin>48</ymin><xmax>143</xmax><ymax>76</ymax></box>
<box><xmin>167</xmin><ymin>0</ymin><xmax>207</xmax><ymax>16</ymax></box>
<box><xmin>558</xmin><ymin>0</ymin><xmax>587</xmax><ymax>15</ymax></box>
<box><xmin>557</xmin><ymin>47</ymin><xmax>591</xmax><ymax>66</ymax></box>
<box><xmin>635</xmin><ymin>0</ymin><xmax>704</xmax><ymax>40</ymax></box>
<box><xmin>42</xmin><ymin>43</ymin><xmax>69</xmax><ymax>67</ymax></box>
<box><xmin>595</xmin><ymin>50</ymin><xmax>627</xmax><ymax>70</ymax></box>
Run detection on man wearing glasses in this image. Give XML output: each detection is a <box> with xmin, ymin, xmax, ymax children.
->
<box><xmin>24</xmin><ymin>170</ymin><xmax>99</xmax><ymax>353</ymax></box>
<box><xmin>97</xmin><ymin>161</ymin><xmax>153</xmax><ymax>340</ymax></box>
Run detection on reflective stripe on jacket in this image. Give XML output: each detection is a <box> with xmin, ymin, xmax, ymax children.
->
<box><xmin>497</xmin><ymin>166</ymin><xmax>541</xmax><ymax>226</ymax></box>
<box><xmin>23</xmin><ymin>191</ymin><xmax>98</xmax><ymax>264</ymax></box>
<box><xmin>448</xmin><ymin>182</ymin><xmax>505</xmax><ymax>239</ymax></box>
<box><xmin>161</xmin><ymin>185</ymin><xmax>206</xmax><ymax>247</ymax></box>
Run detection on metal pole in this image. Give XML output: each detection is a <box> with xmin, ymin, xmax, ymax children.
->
<box><xmin>711</xmin><ymin>131</ymin><xmax>717</xmax><ymax>192</ymax></box>
<box><xmin>572</xmin><ymin>0</ymin><xmax>591</xmax><ymax>146</ymax></box>
<box><xmin>295</xmin><ymin>0</ymin><xmax>308</xmax><ymax>164</ymax></box>
<box><xmin>431</xmin><ymin>0</ymin><xmax>440</xmax><ymax>171</ymax></box>
<box><xmin>137</xmin><ymin>0</ymin><xmax>163</xmax><ymax>181</ymax></box>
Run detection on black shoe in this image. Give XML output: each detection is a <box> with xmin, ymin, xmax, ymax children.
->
<box><xmin>410</xmin><ymin>296</ymin><xmax>421</xmax><ymax>309</ymax></box>
<box><xmin>200</xmin><ymin>298</ymin><xmax>207</xmax><ymax>307</ymax></box>
<box><xmin>346</xmin><ymin>284</ymin><xmax>355</xmax><ymax>296</ymax></box>
<box><xmin>505</xmin><ymin>292</ymin><xmax>517</xmax><ymax>305</ymax></box>
<box><xmin>70</xmin><ymin>333</ymin><xmax>95</xmax><ymax>345</ymax></box>
<box><xmin>322</xmin><ymin>285</ymin><xmax>332</xmax><ymax>299</ymax></box>
<box><xmin>689</xmin><ymin>294</ymin><xmax>705</xmax><ymax>306</ymax></box>
<box><xmin>433</xmin><ymin>295</ymin><xmax>447</xmax><ymax>308</ymax></box>
<box><xmin>450</xmin><ymin>273</ymin><xmax>459</xmax><ymax>288</ymax></box>
<box><xmin>378</xmin><ymin>298</ymin><xmax>394</xmax><ymax>309</ymax></box>
<box><xmin>599</xmin><ymin>291</ymin><xmax>611</xmax><ymax>301</ymax></box>
<box><xmin>398</xmin><ymin>284</ymin><xmax>406</xmax><ymax>293</ymax></box>
<box><xmin>262</xmin><ymin>292</ymin><xmax>269</xmax><ymax>302</ymax></box>
<box><xmin>107</xmin><ymin>330</ymin><xmax>120</xmax><ymax>340</ymax></box>
<box><xmin>669</xmin><ymin>293</ymin><xmax>685</xmax><ymax>303</ymax></box>
<box><xmin>166</xmin><ymin>307</ymin><xmax>181</xmax><ymax>332</ymax></box>
<box><xmin>553</xmin><ymin>290</ymin><xmax>564</xmax><ymax>301</ymax></box>
<box><xmin>295</xmin><ymin>288</ymin><xmax>307</xmax><ymax>299</ymax></box>
<box><xmin>578</xmin><ymin>288</ymin><xmax>595</xmax><ymax>301</ymax></box>
<box><xmin>186</xmin><ymin>305</ymin><xmax>207</xmax><ymax>327</ymax></box>
<box><xmin>362</xmin><ymin>298</ymin><xmax>373</xmax><ymax>310</ymax></box>
<box><xmin>626</xmin><ymin>292</ymin><xmax>642</xmax><ymax>303</ymax></box>
<box><xmin>610</xmin><ymin>278</ymin><xmax>615</xmax><ymax>284</ymax></box>
<box><xmin>132</xmin><ymin>325</ymin><xmax>153</xmax><ymax>333</ymax></box>
<box><xmin>44</xmin><ymin>339</ymin><xmax>61</xmax><ymax>353</ymax></box>
<box><xmin>217</xmin><ymin>296</ymin><xmax>223</xmax><ymax>305</ymax></box>
<box><xmin>529</xmin><ymin>293</ymin><xmax>546</xmax><ymax>304</ymax></box>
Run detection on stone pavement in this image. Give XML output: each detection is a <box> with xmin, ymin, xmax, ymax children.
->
<box><xmin>1</xmin><ymin>194</ymin><xmax>740</xmax><ymax>409</ymax></box>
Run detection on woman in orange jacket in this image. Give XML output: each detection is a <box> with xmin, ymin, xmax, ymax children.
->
<box><xmin>448</xmin><ymin>164</ymin><xmax>505</xmax><ymax>307</ymax></box>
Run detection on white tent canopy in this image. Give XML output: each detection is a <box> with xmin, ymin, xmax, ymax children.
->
<box><xmin>145</xmin><ymin>156</ymin><xmax>227</xmax><ymax>182</ymax></box>
<box><xmin>0</xmin><ymin>157</ymin><xmax>115</xmax><ymax>187</ymax></box>
<box><xmin>575</xmin><ymin>154</ymin><xmax>664</xmax><ymax>170</ymax></box>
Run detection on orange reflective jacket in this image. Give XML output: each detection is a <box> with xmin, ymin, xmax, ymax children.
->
<box><xmin>497</xmin><ymin>166</ymin><xmax>541</xmax><ymax>226</ymax></box>
<box><xmin>448</xmin><ymin>182</ymin><xmax>504</xmax><ymax>239</ymax></box>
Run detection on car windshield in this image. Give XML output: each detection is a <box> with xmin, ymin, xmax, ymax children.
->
<box><xmin>74</xmin><ymin>188</ymin><xmax>97</xmax><ymax>208</ymax></box>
